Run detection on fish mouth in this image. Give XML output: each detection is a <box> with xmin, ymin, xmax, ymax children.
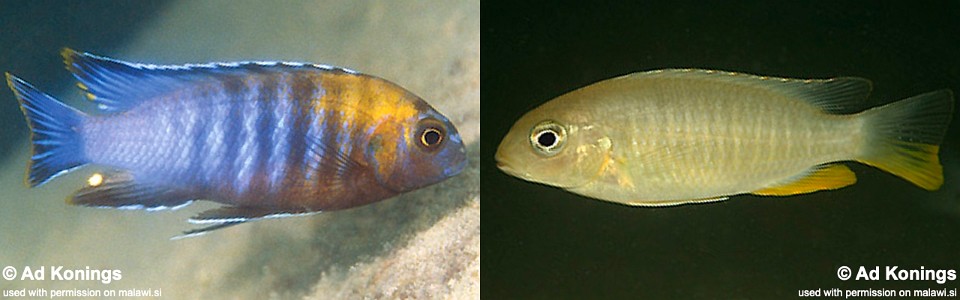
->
<box><xmin>444</xmin><ymin>152</ymin><xmax>468</xmax><ymax>177</ymax></box>
<box><xmin>493</xmin><ymin>152</ymin><xmax>514</xmax><ymax>174</ymax></box>
<box><xmin>494</xmin><ymin>152</ymin><xmax>529</xmax><ymax>179</ymax></box>
<box><xmin>495</xmin><ymin>161</ymin><xmax>519</xmax><ymax>177</ymax></box>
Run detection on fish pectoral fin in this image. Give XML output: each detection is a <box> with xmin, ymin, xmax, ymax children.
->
<box><xmin>752</xmin><ymin>164</ymin><xmax>857</xmax><ymax>196</ymax></box>
<box><xmin>177</xmin><ymin>206</ymin><xmax>322</xmax><ymax>239</ymax></box>
<box><xmin>304</xmin><ymin>134</ymin><xmax>363</xmax><ymax>182</ymax></box>
<box><xmin>68</xmin><ymin>171</ymin><xmax>194</xmax><ymax>211</ymax></box>
<box><xmin>625</xmin><ymin>196</ymin><xmax>729</xmax><ymax>207</ymax></box>
<box><xmin>300</xmin><ymin>132</ymin><xmax>374</xmax><ymax>193</ymax></box>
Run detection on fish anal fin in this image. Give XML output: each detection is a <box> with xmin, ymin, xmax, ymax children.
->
<box><xmin>68</xmin><ymin>171</ymin><xmax>194</xmax><ymax>210</ymax></box>
<box><xmin>752</xmin><ymin>164</ymin><xmax>856</xmax><ymax>196</ymax></box>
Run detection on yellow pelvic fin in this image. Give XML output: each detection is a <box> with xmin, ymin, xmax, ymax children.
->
<box><xmin>752</xmin><ymin>164</ymin><xmax>857</xmax><ymax>196</ymax></box>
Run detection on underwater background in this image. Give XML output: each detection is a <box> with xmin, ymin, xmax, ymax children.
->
<box><xmin>0</xmin><ymin>0</ymin><xmax>478</xmax><ymax>298</ymax></box>
<box><xmin>482</xmin><ymin>1</ymin><xmax>960</xmax><ymax>299</ymax></box>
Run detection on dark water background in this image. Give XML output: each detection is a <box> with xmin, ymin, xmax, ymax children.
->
<box><xmin>482</xmin><ymin>2</ymin><xmax>960</xmax><ymax>298</ymax></box>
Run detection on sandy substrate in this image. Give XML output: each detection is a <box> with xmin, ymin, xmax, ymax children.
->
<box><xmin>0</xmin><ymin>1</ymin><xmax>479</xmax><ymax>299</ymax></box>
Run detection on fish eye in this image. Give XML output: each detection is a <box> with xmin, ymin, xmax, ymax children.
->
<box><xmin>421</xmin><ymin>128</ymin><xmax>442</xmax><ymax>147</ymax></box>
<box><xmin>416</xmin><ymin>119</ymin><xmax>445</xmax><ymax>150</ymax></box>
<box><xmin>530</xmin><ymin>120</ymin><xmax>565</xmax><ymax>156</ymax></box>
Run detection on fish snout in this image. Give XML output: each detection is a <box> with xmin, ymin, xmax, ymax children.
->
<box><xmin>444</xmin><ymin>145</ymin><xmax>468</xmax><ymax>177</ymax></box>
<box><xmin>494</xmin><ymin>149</ymin><xmax>522</xmax><ymax>177</ymax></box>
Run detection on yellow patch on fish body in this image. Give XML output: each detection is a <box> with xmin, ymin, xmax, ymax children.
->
<box><xmin>307</xmin><ymin>71</ymin><xmax>422</xmax><ymax>189</ymax></box>
<box><xmin>496</xmin><ymin>69</ymin><xmax>954</xmax><ymax>206</ymax></box>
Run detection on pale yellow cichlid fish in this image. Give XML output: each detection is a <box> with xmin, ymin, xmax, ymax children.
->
<box><xmin>495</xmin><ymin>69</ymin><xmax>954</xmax><ymax>206</ymax></box>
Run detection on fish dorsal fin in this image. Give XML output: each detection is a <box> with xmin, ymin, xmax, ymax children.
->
<box><xmin>625</xmin><ymin>69</ymin><xmax>873</xmax><ymax>114</ymax></box>
<box><xmin>61</xmin><ymin>48</ymin><xmax>360</xmax><ymax>112</ymax></box>
<box><xmin>752</xmin><ymin>164</ymin><xmax>857</xmax><ymax>196</ymax></box>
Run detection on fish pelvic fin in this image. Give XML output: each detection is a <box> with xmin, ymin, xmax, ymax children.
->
<box><xmin>172</xmin><ymin>222</ymin><xmax>245</xmax><ymax>240</ymax></box>
<box><xmin>624</xmin><ymin>196</ymin><xmax>729</xmax><ymax>207</ymax></box>
<box><xmin>173</xmin><ymin>206</ymin><xmax>321</xmax><ymax>239</ymax></box>
<box><xmin>6</xmin><ymin>73</ymin><xmax>88</xmax><ymax>187</ymax></box>
<box><xmin>752</xmin><ymin>164</ymin><xmax>856</xmax><ymax>196</ymax></box>
<box><xmin>856</xmin><ymin>89</ymin><xmax>954</xmax><ymax>190</ymax></box>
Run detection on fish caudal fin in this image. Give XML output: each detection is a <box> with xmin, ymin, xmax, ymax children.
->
<box><xmin>857</xmin><ymin>89</ymin><xmax>954</xmax><ymax>190</ymax></box>
<box><xmin>6</xmin><ymin>73</ymin><xmax>88</xmax><ymax>187</ymax></box>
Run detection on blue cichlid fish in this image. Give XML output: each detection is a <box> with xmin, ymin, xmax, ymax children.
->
<box><xmin>6</xmin><ymin>49</ymin><xmax>467</xmax><ymax>238</ymax></box>
<box><xmin>496</xmin><ymin>69</ymin><xmax>953</xmax><ymax>206</ymax></box>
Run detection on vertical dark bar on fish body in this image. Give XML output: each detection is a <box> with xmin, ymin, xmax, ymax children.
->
<box><xmin>236</xmin><ymin>73</ymin><xmax>264</xmax><ymax>200</ymax></box>
<box><xmin>254</xmin><ymin>72</ymin><xmax>278</xmax><ymax>196</ymax></box>
<box><xmin>317</xmin><ymin>75</ymin><xmax>343</xmax><ymax>185</ymax></box>
<box><xmin>336</xmin><ymin>77</ymin><xmax>360</xmax><ymax>179</ymax></box>
<box><xmin>220</xmin><ymin>75</ymin><xmax>246</xmax><ymax>199</ymax></box>
<box><xmin>282</xmin><ymin>72</ymin><xmax>318</xmax><ymax>201</ymax></box>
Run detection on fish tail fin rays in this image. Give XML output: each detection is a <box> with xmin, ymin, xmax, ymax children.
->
<box><xmin>6</xmin><ymin>73</ymin><xmax>88</xmax><ymax>187</ymax></box>
<box><xmin>68</xmin><ymin>171</ymin><xmax>194</xmax><ymax>210</ymax></box>
<box><xmin>752</xmin><ymin>164</ymin><xmax>857</xmax><ymax>196</ymax></box>
<box><xmin>856</xmin><ymin>89</ymin><xmax>954</xmax><ymax>190</ymax></box>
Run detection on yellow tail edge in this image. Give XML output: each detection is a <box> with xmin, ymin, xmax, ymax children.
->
<box><xmin>858</xmin><ymin>142</ymin><xmax>943</xmax><ymax>191</ymax></box>
<box><xmin>856</xmin><ymin>89</ymin><xmax>952</xmax><ymax>191</ymax></box>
